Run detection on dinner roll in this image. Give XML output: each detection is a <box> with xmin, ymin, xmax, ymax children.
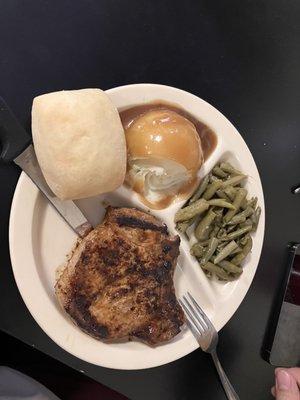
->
<box><xmin>32</xmin><ymin>89</ymin><xmax>126</xmax><ymax>200</ymax></box>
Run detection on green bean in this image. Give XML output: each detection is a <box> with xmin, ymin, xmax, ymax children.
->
<box><xmin>239</xmin><ymin>218</ymin><xmax>253</xmax><ymax>229</ymax></box>
<box><xmin>229</xmin><ymin>252</ymin><xmax>245</xmax><ymax>265</ymax></box>
<box><xmin>216</xmin><ymin>189</ymin><xmax>231</xmax><ymax>201</ymax></box>
<box><xmin>189</xmin><ymin>174</ymin><xmax>210</xmax><ymax>204</ymax></box>
<box><xmin>243</xmin><ymin>235</ymin><xmax>253</xmax><ymax>253</ymax></box>
<box><xmin>176</xmin><ymin>217</ymin><xmax>195</xmax><ymax>233</ymax></box>
<box><xmin>175</xmin><ymin>160</ymin><xmax>260</xmax><ymax>282</ymax></box>
<box><xmin>209</xmin><ymin>253</ymin><xmax>215</xmax><ymax>262</ymax></box>
<box><xmin>223</xmin><ymin>188</ymin><xmax>247</xmax><ymax>223</ymax></box>
<box><xmin>202</xmin><ymin>180</ymin><xmax>223</xmax><ymax>200</ymax></box>
<box><xmin>227</xmin><ymin>207</ymin><xmax>254</xmax><ymax>225</ymax></box>
<box><xmin>208</xmin><ymin>199</ymin><xmax>236</xmax><ymax>209</ymax></box>
<box><xmin>226</xmin><ymin>224</ymin><xmax>237</xmax><ymax>233</ymax></box>
<box><xmin>201</xmin><ymin>237</ymin><xmax>219</xmax><ymax>265</ymax></box>
<box><xmin>238</xmin><ymin>233</ymin><xmax>250</xmax><ymax>246</ymax></box>
<box><xmin>214</xmin><ymin>206</ymin><xmax>224</xmax><ymax>216</ymax></box>
<box><xmin>221</xmin><ymin>175</ymin><xmax>247</xmax><ymax>188</ymax></box>
<box><xmin>195</xmin><ymin>209</ymin><xmax>216</xmax><ymax>240</ymax></box>
<box><xmin>204</xmin><ymin>270</ymin><xmax>213</xmax><ymax>278</ymax></box>
<box><xmin>221</xmin><ymin>225</ymin><xmax>252</xmax><ymax>241</ymax></box>
<box><xmin>206</xmin><ymin>225</ymin><xmax>214</xmax><ymax>239</ymax></box>
<box><xmin>223</xmin><ymin>186</ymin><xmax>237</xmax><ymax>201</ymax></box>
<box><xmin>214</xmin><ymin>240</ymin><xmax>238</xmax><ymax>264</ymax></box>
<box><xmin>230</xmin><ymin>245</ymin><xmax>243</xmax><ymax>255</ymax></box>
<box><xmin>241</xmin><ymin>196</ymin><xmax>257</xmax><ymax>210</ymax></box>
<box><xmin>241</xmin><ymin>198</ymin><xmax>248</xmax><ymax>209</ymax></box>
<box><xmin>251</xmin><ymin>206</ymin><xmax>261</xmax><ymax>231</ymax></box>
<box><xmin>201</xmin><ymin>262</ymin><xmax>231</xmax><ymax>280</ymax></box>
<box><xmin>217</xmin><ymin>227</ymin><xmax>227</xmax><ymax>239</ymax></box>
<box><xmin>220</xmin><ymin>162</ymin><xmax>242</xmax><ymax>176</ymax></box>
<box><xmin>231</xmin><ymin>236</ymin><xmax>253</xmax><ymax>264</ymax></box>
<box><xmin>190</xmin><ymin>243</ymin><xmax>206</xmax><ymax>258</ymax></box>
<box><xmin>174</xmin><ymin>199</ymin><xmax>209</xmax><ymax>222</ymax></box>
<box><xmin>248</xmin><ymin>197</ymin><xmax>258</xmax><ymax>209</ymax></box>
<box><xmin>209</xmin><ymin>174</ymin><xmax>219</xmax><ymax>183</ymax></box>
<box><xmin>212</xmin><ymin>166</ymin><xmax>228</xmax><ymax>178</ymax></box>
<box><xmin>217</xmin><ymin>241</ymin><xmax>228</xmax><ymax>251</ymax></box>
<box><xmin>218</xmin><ymin>260</ymin><xmax>243</xmax><ymax>274</ymax></box>
<box><xmin>210</xmin><ymin>225</ymin><xmax>220</xmax><ymax>238</ymax></box>
<box><xmin>240</xmin><ymin>206</ymin><xmax>254</xmax><ymax>218</ymax></box>
<box><xmin>215</xmin><ymin>215</ymin><xmax>224</xmax><ymax>227</ymax></box>
<box><xmin>198</xmin><ymin>239</ymin><xmax>210</xmax><ymax>246</ymax></box>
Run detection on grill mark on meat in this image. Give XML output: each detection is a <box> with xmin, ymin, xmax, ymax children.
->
<box><xmin>116</xmin><ymin>215</ymin><xmax>168</xmax><ymax>234</ymax></box>
<box><xmin>66</xmin><ymin>294</ymin><xmax>109</xmax><ymax>339</ymax></box>
<box><xmin>56</xmin><ymin>207</ymin><xmax>184</xmax><ymax>345</ymax></box>
<box><xmin>80</xmin><ymin>254</ymin><xmax>90</xmax><ymax>265</ymax></box>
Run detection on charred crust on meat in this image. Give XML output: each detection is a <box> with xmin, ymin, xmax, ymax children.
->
<box><xmin>163</xmin><ymin>261</ymin><xmax>172</xmax><ymax>270</ymax></box>
<box><xmin>56</xmin><ymin>207</ymin><xmax>184</xmax><ymax>345</ymax></box>
<box><xmin>80</xmin><ymin>253</ymin><xmax>90</xmax><ymax>265</ymax></box>
<box><xmin>153</xmin><ymin>266</ymin><xmax>168</xmax><ymax>283</ymax></box>
<box><xmin>110</xmin><ymin>287</ymin><xmax>130</xmax><ymax>299</ymax></box>
<box><xmin>79</xmin><ymin>317</ymin><xmax>109</xmax><ymax>339</ymax></box>
<box><xmin>66</xmin><ymin>295</ymin><xmax>109</xmax><ymax>339</ymax></box>
<box><xmin>162</xmin><ymin>237</ymin><xmax>180</xmax><ymax>256</ymax></box>
<box><xmin>116</xmin><ymin>215</ymin><xmax>168</xmax><ymax>234</ymax></box>
<box><xmin>162</xmin><ymin>244</ymin><xmax>171</xmax><ymax>253</ymax></box>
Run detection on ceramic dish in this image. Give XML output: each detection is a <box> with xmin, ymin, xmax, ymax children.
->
<box><xmin>9</xmin><ymin>84</ymin><xmax>265</xmax><ymax>370</ymax></box>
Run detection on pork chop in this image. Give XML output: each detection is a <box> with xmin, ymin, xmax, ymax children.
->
<box><xmin>55</xmin><ymin>207</ymin><xmax>184</xmax><ymax>345</ymax></box>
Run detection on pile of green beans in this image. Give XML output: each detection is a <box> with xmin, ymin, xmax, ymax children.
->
<box><xmin>175</xmin><ymin>161</ymin><xmax>261</xmax><ymax>281</ymax></box>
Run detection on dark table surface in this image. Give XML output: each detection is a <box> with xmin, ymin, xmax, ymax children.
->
<box><xmin>1</xmin><ymin>1</ymin><xmax>300</xmax><ymax>399</ymax></box>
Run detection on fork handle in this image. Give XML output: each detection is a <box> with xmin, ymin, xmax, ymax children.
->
<box><xmin>211</xmin><ymin>350</ymin><xmax>240</xmax><ymax>400</ymax></box>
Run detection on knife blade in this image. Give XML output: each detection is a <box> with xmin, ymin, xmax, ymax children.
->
<box><xmin>0</xmin><ymin>97</ymin><xmax>93</xmax><ymax>237</ymax></box>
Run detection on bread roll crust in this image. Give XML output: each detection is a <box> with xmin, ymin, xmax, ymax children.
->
<box><xmin>32</xmin><ymin>89</ymin><xmax>126</xmax><ymax>200</ymax></box>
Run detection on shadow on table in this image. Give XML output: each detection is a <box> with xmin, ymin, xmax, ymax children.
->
<box><xmin>0</xmin><ymin>331</ymin><xmax>128</xmax><ymax>400</ymax></box>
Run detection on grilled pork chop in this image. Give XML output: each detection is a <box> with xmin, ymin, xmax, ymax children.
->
<box><xmin>56</xmin><ymin>207</ymin><xmax>184</xmax><ymax>345</ymax></box>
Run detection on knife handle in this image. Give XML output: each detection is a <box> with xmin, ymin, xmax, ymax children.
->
<box><xmin>0</xmin><ymin>97</ymin><xmax>32</xmax><ymax>162</ymax></box>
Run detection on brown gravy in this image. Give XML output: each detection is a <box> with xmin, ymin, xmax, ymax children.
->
<box><xmin>119</xmin><ymin>101</ymin><xmax>218</xmax><ymax>209</ymax></box>
<box><xmin>120</xmin><ymin>101</ymin><xmax>217</xmax><ymax>161</ymax></box>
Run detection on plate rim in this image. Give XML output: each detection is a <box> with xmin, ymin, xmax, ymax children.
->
<box><xmin>9</xmin><ymin>83</ymin><xmax>265</xmax><ymax>369</ymax></box>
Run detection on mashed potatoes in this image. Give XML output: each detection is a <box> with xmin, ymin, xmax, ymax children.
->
<box><xmin>125</xmin><ymin>108</ymin><xmax>203</xmax><ymax>208</ymax></box>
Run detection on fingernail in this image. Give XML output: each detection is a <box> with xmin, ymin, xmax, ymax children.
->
<box><xmin>276</xmin><ymin>370</ymin><xmax>291</xmax><ymax>391</ymax></box>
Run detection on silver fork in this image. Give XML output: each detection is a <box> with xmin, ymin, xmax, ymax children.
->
<box><xmin>179</xmin><ymin>292</ymin><xmax>240</xmax><ymax>400</ymax></box>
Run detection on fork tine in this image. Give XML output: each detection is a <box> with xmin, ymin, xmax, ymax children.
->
<box><xmin>182</xmin><ymin>295</ymin><xmax>207</xmax><ymax>331</ymax></box>
<box><xmin>179</xmin><ymin>299</ymin><xmax>203</xmax><ymax>338</ymax></box>
<box><xmin>187</xmin><ymin>292</ymin><xmax>212</xmax><ymax>328</ymax></box>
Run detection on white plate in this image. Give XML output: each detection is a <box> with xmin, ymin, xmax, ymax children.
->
<box><xmin>9</xmin><ymin>84</ymin><xmax>265</xmax><ymax>370</ymax></box>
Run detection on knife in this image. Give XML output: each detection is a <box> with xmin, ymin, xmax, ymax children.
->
<box><xmin>0</xmin><ymin>97</ymin><xmax>93</xmax><ymax>237</ymax></box>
